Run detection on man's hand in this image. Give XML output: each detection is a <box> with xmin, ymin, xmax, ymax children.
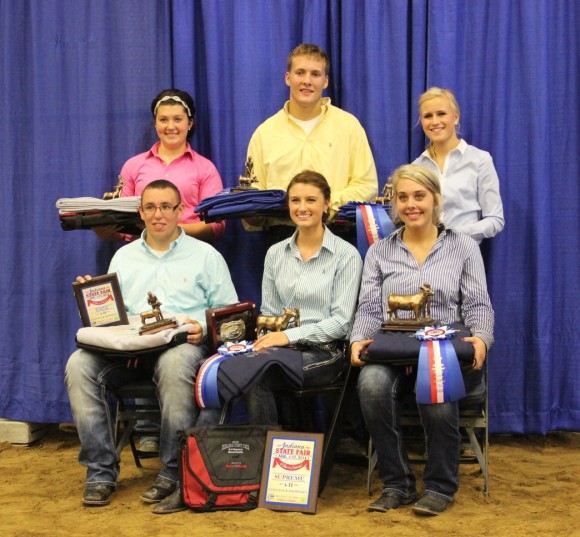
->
<box><xmin>75</xmin><ymin>275</ymin><xmax>92</xmax><ymax>284</ymax></box>
<box><xmin>185</xmin><ymin>319</ymin><xmax>204</xmax><ymax>345</ymax></box>
<box><xmin>91</xmin><ymin>225</ymin><xmax>123</xmax><ymax>241</ymax></box>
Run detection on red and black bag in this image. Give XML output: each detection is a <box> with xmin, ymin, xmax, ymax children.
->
<box><xmin>178</xmin><ymin>424</ymin><xmax>277</xmax><ymax>512</ymax></box>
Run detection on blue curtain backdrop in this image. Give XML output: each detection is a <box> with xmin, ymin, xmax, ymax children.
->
<box><xmin>0</xmin><ymin>0</ymin><xmax>578</xmax><ymax>434</ymax></box>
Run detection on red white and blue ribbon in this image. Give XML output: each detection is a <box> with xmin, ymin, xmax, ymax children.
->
<box><xmin>195</xmin><ymin>341</ymin><xmax>254</xmax><ymax>408</ymax></box>
<box><xmin>355</xmin><ymin>204</ymin><xmax>395</xmax><ymax>259</ymax></box>
<box><xmin>415</xmin><ymin>326</ymin><xmax>466</xmax><ymax>404</ymax></box>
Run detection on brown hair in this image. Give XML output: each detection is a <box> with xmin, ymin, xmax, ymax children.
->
<box><xmin>142</xmin><ymin>179</ymin><xmax>182</xmax><ymax>205</ymax></box>
<box><xmin>287</xmin><ymin>170</ymin><xmax>331</xmax><ymax>222</ymax></box>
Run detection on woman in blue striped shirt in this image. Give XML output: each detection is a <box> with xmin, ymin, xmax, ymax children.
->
<box><xmin>246</xmin><ymin>170</ymin><xmax>363</xmax><ymax>424</ymax></box>
<box><xmin>350</xmin><ymin>164</ymin><xmax>494</xmax><ymax>516</ymax></box>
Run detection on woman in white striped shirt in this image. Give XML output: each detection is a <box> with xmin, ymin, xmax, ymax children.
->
<box><xmin>350</xmin><ymin>164</ymin><xmax>494</xmax><ymax>516</ymax></box>
<box><xmin>246</xmin><ymin>170</ymin><xmax>363</xmax><ymax>425</ymax></box>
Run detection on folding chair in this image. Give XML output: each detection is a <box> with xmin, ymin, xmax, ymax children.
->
<box><xmin>113</xmin><ymin>379</ymin><xmax>161</xmax><ymax>468</ymax></box>
<box><xmin>276</xmin><ymin>351</ymin><xmax>359</xmax><ymax>494</ymax></box>
<box><xmin>367</xmin><ymin>362</ymin><xmax>489</xmax><ymax>495</ymax></box>
<box><xmin>205</xmin><ymin>301</ymin><xmax>359</xmax><ymax>495</ymax></box>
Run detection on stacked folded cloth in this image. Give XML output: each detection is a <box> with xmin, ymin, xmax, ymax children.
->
<box><xmin>337</xmin><ymin>200</ymin><xmax>391</xmax><ymax>221</ymax></box>
<box><xmin>56</xmin><ymin>196</ymin><xmax>143</xmax><ymax>234</ymax></box>
<box><xmin>56</xmin><ymin>196</ymin><xmax>141</xmax><ymax>213</ymax></box>
<box><xmin>194</xmin><ymin>189</ymin><xmax>287</xmax><ymax>220</ymax></box>
<box><xmin>217</xmin><ymin>347</ymin><xmax>304</xmax><ymax>403</ymax></box>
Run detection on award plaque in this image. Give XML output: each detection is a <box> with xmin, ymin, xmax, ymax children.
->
<box><xmin>72</xmin><ymin>273</ymin><xmax>128</xmax><ymax>327</ymax></box>
<box><xmin>205</xmin><ymin>301</ymin><xmax>257</xmax><ymax>353</ymax></box>
<box><xmin>259</xmin><ymin>431</ymin><xmax>323</xmax><ymax>514</ymax></box>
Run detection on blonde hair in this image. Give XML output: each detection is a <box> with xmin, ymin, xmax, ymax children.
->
<box><xmin>287</xmin><ymin>43</ymin><xmax>330</xmax><ymax>75</ymax></box>
<box><xmin>418</xmin><ymin>87</ymin><xmax>460</xmax><ymax>159</ymax></box>
<box><xmin>388</xmin><ymin>164</ymin><xmax>442</xmax><ymax>225</ymax></box>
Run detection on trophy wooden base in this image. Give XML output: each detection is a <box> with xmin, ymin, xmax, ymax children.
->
<box><xmin>381</xmin><ymin>318</ymin><xmax>439</xmax><ymax>331</ymax></box>
<box><xmin>231</xmin><ymin>185</ymin><xmax>259</xmax><ymax>192</ymax></box>
<box><xmin>139</xmin><ymin>318</ymin><xmax>178</xmax><ymax>335</ymax></box>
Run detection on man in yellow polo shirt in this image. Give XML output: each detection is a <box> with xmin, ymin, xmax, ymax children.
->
<box><xmin>245</xmin><ymin>43</ymin><xmax>378</xmax><ymax>231</ymax></box>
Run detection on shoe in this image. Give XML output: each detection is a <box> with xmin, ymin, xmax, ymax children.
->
<box><xmin>82</xmin><ymin>483</ymin><xmax>115</xmax><ymax>506</ymax></box>
<box><xmin>367</xmin><ymin>491</ymin><xmax>418</xmax><ymax>513</ymax></box>
<box><xmin>152</xmin><ymin>488</ymin><xmax>188</xmax><ymax>514</ymax></box>
<box><xmin>140</xmin><ymin>476</ymin><xmax>177</xmax><ymax>503</ymax></box>
<box><xmin>139</xmin><ymin>439</ymin><xmax>160</xmax><ymax>453</ymax></box>
<box><xmin>412</xmin><ymin>494</ymin><xmax>451</xmax><ymax>516</ymax></box>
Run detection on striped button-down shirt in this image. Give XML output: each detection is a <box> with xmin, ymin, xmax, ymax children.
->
<box><xmin>261</xmin><ymin>227</ymin><xmax>363</xmax><ymax>344</ymax></box>
<box><xmin>351</xmin><ymin>227</ymin><xmax>494</xmax><ymax>350</ymax></box>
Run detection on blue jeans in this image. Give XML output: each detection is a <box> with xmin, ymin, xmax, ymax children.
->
<box><xmin>245</xmin><ymin>345</ymin><xmax>345</xmax><ymax>425</ymax></box>
<box><xmin>358</xmin><ymin>363</ymin><xmax>482</xmax><ymax>502</ymax></box>
<box><xmin>65</xmin><ymin>343</ymin><xmax>208</xmax><ymax>486</ymax></box>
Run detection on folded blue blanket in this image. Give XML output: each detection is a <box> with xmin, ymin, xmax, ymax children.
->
<box><xmin>195</xmin><ymin>189</ymin><xmax>287</xmax><ymax>217</ymax></box>
<box><xmin>217</xmin><ymin>347</ymin><xmax>304</xmax><ymax>402</ymax></box>
<box><xmin>337</xmin><ymin>201</ymin><xmax>391</xmax><ymax>221</ymax></box>
<box><xmin>365</xmin><ymin>323</ymin><xmax>474</xmax><ymax>366</ymax></box>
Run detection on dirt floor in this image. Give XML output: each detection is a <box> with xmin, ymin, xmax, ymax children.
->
<box><xmin>0</xmin><ymin>425</ymin><xmax>579</xmax><ymax>537</ymax></box>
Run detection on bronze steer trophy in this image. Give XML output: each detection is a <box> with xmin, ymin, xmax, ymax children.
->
<box><xmin>255</xmin><ymin>308</ymin><xmax>300</xmax><ymax>338</ymax></box>
<box><xmin>382</xmin><ymin>283</ymin><xmax>438</xmax><ymax>331</ymax></box>
<box><xmin>375</xmin><ymin>181</ymin><xmax>393</xmax><ymax>205</ymax></box>
<box><xmin>139</xmin><ymin>291</ymin><xmax>178</xmax><ymax>335</ymax></box>
<box><xmin>102</xmin><ymin>175</ymin><xmax>125</xmax><ymax>200</ymax></box>
<box><xmin>231</xmin><ymin>156</ymin><xmax>259</xmax><ymax>192</ymax></box>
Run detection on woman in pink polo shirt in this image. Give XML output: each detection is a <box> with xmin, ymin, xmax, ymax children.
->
<box><xmin>95</xmin><ymin>88</ymin><xmax>225</xmax><ymax>243</ymax></box>
<box><xmin>93</xmin><ymin>89</ymin><xmax>226</xmax><ymax>454</ymax></box>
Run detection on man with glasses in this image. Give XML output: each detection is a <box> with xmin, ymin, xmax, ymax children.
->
<box><xmin>65</xmin><ymin>180</ymin><xmax>238</xmax><ymax>508</ymax></box>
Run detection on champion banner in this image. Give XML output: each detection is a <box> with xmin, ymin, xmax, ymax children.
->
<box><xmin>355</xmin><ymin>204</ymin><xmax>396</xmax><ymax>259</ymax></box>
<box><xmin>195</xmin><ymin>341</ymin><xmax>255</xmax><ymax>408</ymax></box>
<box><xmin>415</xmin><ymin>326</ymin><xmax>466</xmax><ymax>404</ymax></box>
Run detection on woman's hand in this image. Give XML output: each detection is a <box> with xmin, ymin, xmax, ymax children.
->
<box><xmin>75</xmin><ymin>275</ymin><xmax>92</xmax><ymax>284</ymax></box>
<box><xmin>462</xmin><ymin>336</ymin><xmax>487</xmax><ymax>370</ymax></box>
<box><xmin>350</xmin><ymin>339</ymin><xmax>373</xmax><ymax>367</ymax></box>
<box><xmin>91</xmin><ymin>225</ymin><xmax>123</xmax><ymax>241</ymax></box>
<box><xmin>253</xmin><ymin>331</ymin><xmax>290</xmax><ymax>350</ymax></box>
<box><xmin>185</xmin><ymin>319</ymin><xmax>204</xmax><ymax>345</ymax></box>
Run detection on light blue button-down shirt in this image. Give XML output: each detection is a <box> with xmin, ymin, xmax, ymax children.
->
<box><xmin>414</xmin><ymin>140</ymin><xmax>504</xmax><ymax>243</ymax></box>
<box><xmin>260</xmin><ymin>227</ymin><xmax>363</xmax><ymax>344</ymax></box>
<box><xmin>108</xmin><ymin>229</ymin><xmax>238</xmax><ymax>335</ymax></box>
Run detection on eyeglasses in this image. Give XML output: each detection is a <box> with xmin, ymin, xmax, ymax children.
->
<box><xmin>141</xmin><ymin>203</ymin><xmax>180</xmax><ymax>215</ymax></box>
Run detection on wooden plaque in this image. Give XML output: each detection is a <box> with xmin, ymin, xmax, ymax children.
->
<box><xmin>259</xmin><ymin>431</ymin><xmax>323</xmax><ymax>514</ymax></box>
<box><xmin>72</xmin><ymin>273</ymin><xmax>128</xmax><ymax>327</ymax></box>
<box><xmin>205</xmin><ymin>301</ymin><xmax>256</xmax><ymax>353</ymax></box>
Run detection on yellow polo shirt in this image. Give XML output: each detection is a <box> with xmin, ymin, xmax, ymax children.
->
<box><xmin>245</xmin><ymin>98</ymin><xmax>378</xmax><ymax>229</ymax></box>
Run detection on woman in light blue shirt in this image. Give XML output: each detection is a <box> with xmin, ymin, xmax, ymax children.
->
<box><xmin>247</xmin><ymin>170</ymin><xmax>363</xmax><ymax>424</ymax></box>
<box><xmin>413</xmin><ymin>87</ymin><xmax>504</xmax><ymax>243</ymax></box>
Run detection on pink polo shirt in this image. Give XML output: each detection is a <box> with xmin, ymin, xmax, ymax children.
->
<box><xmin>120</xmin><ymin>142</ymin><xmax>225</xmax><ymax>239</ymax></box>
